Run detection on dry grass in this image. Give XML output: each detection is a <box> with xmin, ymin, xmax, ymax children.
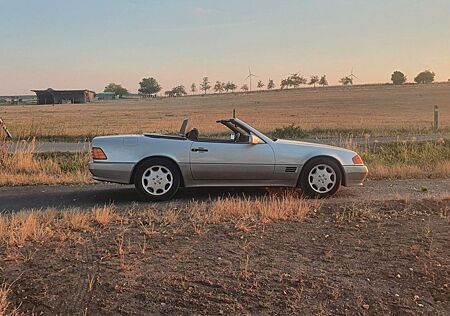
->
<box><xmin>62</xmin><ymin>211</ymin><xmax>91</xmax><ymax>231</ymax></box>
<box><xmin>0</xmin><ymin>140</ymin><xmax>91</xmax><ymax>186</ymax></box>
<box><xmin>92</xmin><ymin>204</ymin><xmax>116</xmax><ymax>226</ymax></box>
<box><xmin>368</xmin><ymin>161</ymin><xmax>450</xmax><ymax>179</ymax></box>
<box><xmin>2</xmin><ymin>83</ymin><xmax>449</xmax><ymax>140</ymax></box>
<box><xmin>0</xmin><ymin>283</ymin><xmax>22</xmax><ymax>316</ymax></box>
<box><xmin>361</xmin><ymin>139</ymin><xmax>450</xmax><ymax>179</ymax></box>
<box><xmin>189</xmin><ymin>193</ymin><xmax>321</xmax><ymax>233</ymax></box>
<box><xmin>3</xmin><ymin>211</ymin><xmax>51</xmax><ymax>246</ymax></box>
<box><xmin>0</xmin><ymin>194</ymin><xmax>318</xmax><ymax>246</ymax></box>
<box><xmin>0</xmin><ymin>138</ymin><xmax>448</xmax><ymax>187</ymax></box>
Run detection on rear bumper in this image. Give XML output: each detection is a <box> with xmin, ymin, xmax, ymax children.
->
<box><xmin>88</xmin><ymin>161</ymin><xmax>134</xmax><ymax>184</ymax></box>
<box><xmin>343</xmin><ymin>165</ymin><xmax>368</xmax><ymax>187</ymax></box>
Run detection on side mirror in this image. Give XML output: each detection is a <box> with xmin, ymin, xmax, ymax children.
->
<box><xmin>250</xmin><ymin>135</ymin><xmax>263</xmax><ymax>144</ymax></box>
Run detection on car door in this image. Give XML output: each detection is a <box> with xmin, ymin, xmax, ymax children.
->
<box><xmin>189</xmin><ymin>141</ymin><xmax>275</xmax><ymax>180</ymax></box>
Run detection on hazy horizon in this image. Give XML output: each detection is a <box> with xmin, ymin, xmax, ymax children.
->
<box><xmin>1</xmin><ymin>0</ymin><xmax>449</xmax><ymax>95</ymax></box>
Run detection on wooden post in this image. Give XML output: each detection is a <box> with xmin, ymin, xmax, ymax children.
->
<box><xmin>233</xmin><ymin>109</ymin><xmax>236</xmax><ymax>118</ymax></box>
<box><xmin>0</xmin><ymin>117</ymin><xmax>13</xmax><ymax>140</ymax></box>
<box><xmin>433</xmin><ymin>105</ymin><xmax>439</xmax><ymax>131</ymax></box>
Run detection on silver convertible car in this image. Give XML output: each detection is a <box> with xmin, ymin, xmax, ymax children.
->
<box><xmin>89</xmin><ymin>118</ymin><xmax>368</xmax><ymax>201</ymax></box>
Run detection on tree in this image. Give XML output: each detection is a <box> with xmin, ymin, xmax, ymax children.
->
<box><xmin>319</xmin><ymin>75</ymin><xmax>328</xmax><ymax>87</ymax></box>
<box><xmin>288</xmin><ymin>73</ymin><xmax>307</xmax><ymax>88</ymax></box>
<box><xmin>267</xmin><ymin>79</ymin><xmax>275</xmax><ymax>90</ymax></box>
<box><xmin>165</xmin><ymin>85</ymin><xmax>187</xmax><ymax>97</ymax></box>
<box><xmin>280</xmin><ymin>78</ymin><xmax>289</xmax><ymax>89</ymax></box>
<box><xmin>391</xmin><ymin>71</ymin><xmax>407</xmax><ymax>85</ymax></box>
<box><xmin>104</xmin><ymin>83</ymin><xmax>128</xmax><ymax>97</ymax></box>
<box><xmin>139</xmin><ymin>77</ymin><xmax>161</xmax><ymax>96</ymax></box>
<box><xmin>257</xmin><ymin>80</ymin><xmax>265</xmax><ymax>90</ymax></box>
<box><xmin>339</xmin><ymin>76</ymin><xmax>353</xmax><ymax>86</ymax></box>
<box><xmin>414</xmin><ymin>70</ymin><xmax>435</xmax><ymax>84</ymax></box>
<box><xmin>225</xmin><ymin>82</ymin><xmax>237</xmax><ymax>92</ymax></box>
<box><xmin>200</xmin><ymin>77</ymin><xmax>211</xmax><ymax>94</ymax></box>
<box><xmin>241</xmin><ymin>84</ymin><xmax>249</xmax><ymax>92</ymax></box>
<box><xmin>190</xmin><ymin>83</ymin><xmax>196</xmax><ymax>95</ymax></box>
<box><xmin>214</xmin><ymin>81</ymin><xmax>224</xmax><ymax>93</ymax></box>
<box><xmin>308</xmin><ymin>75</ymin><xmax>319</xmax><ymax>88</ymax></box>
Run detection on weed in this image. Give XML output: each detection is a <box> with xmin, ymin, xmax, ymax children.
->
<box><xmin>92</xmin><ymin>204</ymin><xmax>115</xmax><ymax>226</ymax></box>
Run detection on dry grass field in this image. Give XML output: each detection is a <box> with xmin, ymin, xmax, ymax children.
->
<box><xmin>0</xmin><ymin>197</ymin><xmax>449</xmax><ymax>315</ymax></box>
<box><xmin>1</xmin><ymin>83</ymin><xmax>450</xmax><ymax>141</ymax></box>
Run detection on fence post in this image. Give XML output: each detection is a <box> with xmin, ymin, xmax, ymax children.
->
<box><xmin>0</xmin><ymin>117</ymin><xmax>13</xmax><ymax>140</ymax></box>
<box><xmin>433</xmin><ymin>105</ymin><xmax>439</xmax><ymax>131</ymax></box>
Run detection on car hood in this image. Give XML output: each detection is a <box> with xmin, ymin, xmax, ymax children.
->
<box><xmin>274</xmin><ymin>138</ymin><xmax>356</xmax><ymax>154</ymax></box>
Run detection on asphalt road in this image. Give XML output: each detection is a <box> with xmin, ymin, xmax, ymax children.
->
<box><xmin>6</xmin><ymin>134</ymin><xmax>447</xmax><ymax>153</ymax></box>
<box><xmin>0</xmin><ymin>179</ymin><xmax>448</xmax><ymax>212</ymax></box>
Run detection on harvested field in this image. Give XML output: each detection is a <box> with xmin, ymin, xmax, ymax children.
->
<box><xmin>0</xmin><ymin>197</ymin><xmax>449</xmax><ymax>315</ymax></box>
<box><xmin>1</xmin><ymin>84</ymin><xmax>450</xmax><ymax>141</ymax></box>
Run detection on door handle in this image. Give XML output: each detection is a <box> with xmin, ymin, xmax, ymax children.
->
<box><xmin>192</xmin><ymin>147</ymin><xmax>208</xmax><ymax>152</ymax></box>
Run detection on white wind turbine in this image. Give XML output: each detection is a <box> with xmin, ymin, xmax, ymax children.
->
<box><xmin>244</xmin><ymin>67</ymin><xmax>257</xmax><ymax>91</ymax></box>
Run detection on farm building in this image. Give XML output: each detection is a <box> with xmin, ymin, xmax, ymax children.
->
<box><xmin>32</xmin><ymin>88</ymin><xmax>95</xmax><ymax>104</ymax></box>
<box><xmin>96</xmin><ymin>92</ymin><xmax>117</xmax><ymax>100</ymax></box>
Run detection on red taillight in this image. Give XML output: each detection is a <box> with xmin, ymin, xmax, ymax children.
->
<box><xmin>91</xmin><ymin>147</ymin><xmax>107</xmax><ymax>160</ymax></box>
<box><xmin>352</xmin><ymin>154</ymin><xmax>364</xmax><ymax>165</ymax></box>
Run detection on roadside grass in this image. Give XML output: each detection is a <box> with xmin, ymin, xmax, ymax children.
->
<box><xmin>359</xmin><ymin>139</ymin><xmax>450</xmax><ymax>179</ymax></box>
<box><xmin>4</xmin><ymin>125</ymin><xmax>450</xmax><ymax>143</ymax></box>
<box><xmin>0</xmin><ymin>138</ymin><xmax>448</xmax><ymax>186</ymax></box>
<box><xmin>0</xmin><ymin>140</ymin><xmax>91</xmax><ymax>186</ymax></box>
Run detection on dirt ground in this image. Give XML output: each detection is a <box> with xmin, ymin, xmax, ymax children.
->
<box><xmin>1</xmin><ymin>198</ymin><xmax>449</xmax><ymax>315</ymax></box>
<box><xmin>2</xmin><ymin>83</ymin><xmax>450</xmax><ymax>140</ymax></box>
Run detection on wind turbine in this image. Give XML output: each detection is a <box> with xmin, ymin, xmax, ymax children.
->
<box><xmin>245</xmin><ymin>67</ymin><xmax>257</xmax><ymax>91</ymax></box>
<box><xmin>348</xmin><ymin>68</ymin><xmax>358</xmax><ymax>85</ymax></box>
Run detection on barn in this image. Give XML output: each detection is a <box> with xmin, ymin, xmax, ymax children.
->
<box><xmin>32</xmin><ymin>88</ymin><xmax>95</xmax><ymax>104</ymax></box>
<box><xmin>96</xmin><ymin>92</ymin><xmax>117</xmax><ymax>101</ymax></box>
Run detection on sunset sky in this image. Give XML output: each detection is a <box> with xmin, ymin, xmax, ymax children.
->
<box><xmin>0</xmin><ymin>0</ymin><xmax>449</xmax><ymax>95</ymax></box>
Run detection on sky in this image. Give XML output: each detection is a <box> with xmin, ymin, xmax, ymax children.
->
<box><xmin>0</xmin><ymin>0</ymin><xmax>449</xmax><ymax>95</ymax></box>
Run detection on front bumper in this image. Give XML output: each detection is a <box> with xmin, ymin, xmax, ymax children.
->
<box><xmin>88</xmin><ymin>161</ymin><xmax>135</xmax><ymax>184</ymax></box>
<box><xmin>343</xmin><ymin>165</ymin><xmax>368</xmax><ymax>186</ymax></box>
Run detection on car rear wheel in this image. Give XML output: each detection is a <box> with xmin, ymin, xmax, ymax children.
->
<box><xmin>299</xmin><ymin>157</ymin><xmax>342</xmax><ymax>198</ymax></box>
<box><xmin>134</xmin><ymin>158</ymin><xmax>180</xmax><ymax>201</ymax></box>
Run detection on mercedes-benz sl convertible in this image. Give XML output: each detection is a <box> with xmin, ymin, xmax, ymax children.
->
<box><xmin>89</xmin><ymin>118</ymin><xmax>368</xmax><ymax>201</ymax></box>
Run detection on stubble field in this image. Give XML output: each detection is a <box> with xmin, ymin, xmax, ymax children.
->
<box><xmin>1</xmin><ymin>83</ymin><xmax>450</xmax><ymax>141</ymax></box>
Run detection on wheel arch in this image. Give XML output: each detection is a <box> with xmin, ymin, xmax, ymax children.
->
<box><xmin>297</xmin><ymin>155</ymin><xmax>346</xmax><ymax>187</ymax></box>
<box><xmin>130</xmin><ymin>155</ymin><xmax>185</xmax><ymax>187</ymax></box>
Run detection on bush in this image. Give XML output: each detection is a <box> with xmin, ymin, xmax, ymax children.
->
<box><xmin>269</xmin><ymin>124</ymin><xmax>309</xmax><ymax>139</ymax></box>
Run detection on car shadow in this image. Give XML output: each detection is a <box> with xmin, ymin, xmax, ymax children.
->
<box><xmin>0</xmin><ymin>184</ymin><xmax>359</xmax><ymax>213</ymax></box>
<box><xmin>0</xmin><ymin>185</ymin><xmax>269</xmax><ymax>212</ymax></box>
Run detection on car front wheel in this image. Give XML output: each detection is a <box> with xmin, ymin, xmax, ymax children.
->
<box><xmin>299</xmin><ymin>157</ymin><xmax>342</xmax><ymax>198</ymax></box>
<box><xmin>134</xmin><ymin>158</ymin><xmax>180</xmax><ymax>201</ymax></box>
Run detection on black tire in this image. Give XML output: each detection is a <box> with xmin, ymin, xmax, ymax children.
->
<box><xmin>299</xmin><ymin>157</ymin><xmax>342</xmax><ymax>198</ymax></box>
<box><xmin>134</xmin><ymin>158</ymin><xmax>181</xmax><ymax>201</ymax></box>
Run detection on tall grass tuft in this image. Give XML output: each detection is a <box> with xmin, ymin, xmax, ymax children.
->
<box><xmin>189</xmin><ymin>193</ymin><xmax>321</xmax><ymax>229</ymax></box>
<box><xmin>0</xmin><ymin>139</ymin><xmax>91</xmax><ymax>186</ymax></box>
<box><xmin>0</xmin><ymin>283</ymin><xmax>23</xmax><ymax>316</ymax></box>
<box><xmin>361</xmin><ymin>139</ymin><xmax>450</xmax><ymax>179</ymax></box>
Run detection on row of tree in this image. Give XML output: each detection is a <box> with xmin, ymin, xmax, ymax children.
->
<box><xmin>391</xmin><ymin>70</ymin><xmax>435</xmax><ymax>85</ymax></box>
<box><xmin>103</xmin><ymin>70</ymin><xmax>437</xmax><ymax>97</ymax></box>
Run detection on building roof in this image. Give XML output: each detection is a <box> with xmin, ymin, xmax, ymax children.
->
<box><xmin>32</xmin><ymin>88</ymin><xmax>95</xmax><ymax>94</ymax></box>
